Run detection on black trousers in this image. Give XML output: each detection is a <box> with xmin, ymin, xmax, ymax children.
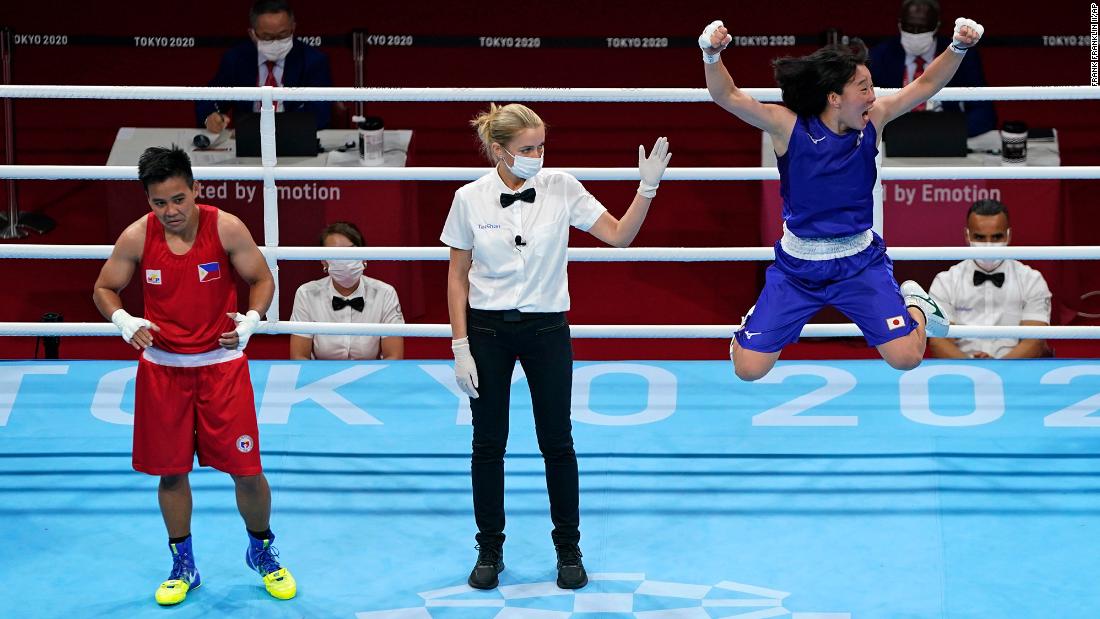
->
<box><xmin>466</xmin><ymin>308</ymin><xmax>579</xmax><ymax>547</ymax></box>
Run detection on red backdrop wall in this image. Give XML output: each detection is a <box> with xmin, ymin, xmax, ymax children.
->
<box><xmin>0</xmin><ymin>0</ymin><xmax>1097</xmax><ymax>360</ymax></box>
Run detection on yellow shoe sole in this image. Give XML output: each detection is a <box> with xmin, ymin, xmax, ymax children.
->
<box><xmin>155</xmin><ymin>578</ymin><xmax>198</xmax><ymax>605</ymax></box>
<box><xmin>262</xmin><ymin>567</ymin><xmax>297</xmax><ymax>600</ymax></box>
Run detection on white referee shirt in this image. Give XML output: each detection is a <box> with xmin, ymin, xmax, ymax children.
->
<box><xmin>440</xmin><ymin>169</ymin><xmax>607</xmax><ymax>312</ymax></box>
<box><xmin>929</xmin><ymin>259</ymin><xmax>1052</xmax><ymax>358</ymax></box>
<box><xmin>290</xmin><ymin>275</ymin><xmax>404</xmax><ymax>360</ymax></box>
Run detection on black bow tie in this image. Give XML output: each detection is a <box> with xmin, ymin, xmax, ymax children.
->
<box><xmin>332</xmin><ymin>296</ymin><xmax>365</xmax><ymax>312</ymax></box>
<box><xmin>500</xmin><ymin>187</ymin><xmax>536</xmax><ymax>208</ymax></box>
<box><xmin>973</xmin><ymin>270</ymin><xmax>1005</xmax><ymax>287</ymax></box>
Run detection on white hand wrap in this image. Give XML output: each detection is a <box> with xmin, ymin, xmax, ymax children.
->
<box><xmin>230</xmin><ymin>310</ymin><xmax>262</xmax><ymax>351</ymax></box>
<box><xmin>451</xmin><ymin>337</ymin><xmax>480</xmax><ymax>399</ymax></box>
<box><xmin>110</xmin><ymin>308</ymin><xmax>152</xmax><ymax>344</ymax></box>
<box><xmin>698</xmin><ymin>20</ymin><xmax>732</xmax><ymax>64</ymax></box>
<box><xmin>950</xmin><ymin>17</ymin><xmax>984</xmax><ymax>53</ymax></box>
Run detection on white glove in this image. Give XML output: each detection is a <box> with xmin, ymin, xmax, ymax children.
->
<box><xmin>111</xmin><ymin>308</ymin><xmax>155</xmax><ymax>346</ymax></box>
<box><xmin>698</xmin><ymin>20</ymin><xmax>732</xmax><ymax>64</ymax></box>
<box><xmin>451</xmin><ymin>337</ymin><xmax>479</xmax><ymax>399</ymax></box>
<box><xmin>227</xmin><ymin>310</ymin><xmax>261</xmax><ymax>351</ymax></box>
<box><xmin>950</xmin><ymin>17</ymin><xmax>984</xmax><ymax>53</ymax></box>
<box><xmin>637</xmin><ymin>136</ymin><xmax>672</xmax><ymax>198</ymax></box>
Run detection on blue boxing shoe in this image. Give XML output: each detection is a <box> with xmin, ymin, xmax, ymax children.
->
<box><xmin>246</xmin><ymin>534</ymin><xmax>297</xmax><ymax>600</ymax></box>
<box><xmin>155</xmin><ymin>537</ymin><xmax>201</xmax><ymax>605</ymax></box>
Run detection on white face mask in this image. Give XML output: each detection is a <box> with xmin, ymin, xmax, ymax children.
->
<box><xmin>257</xmin><ymin>36</ymin><xmax>294</xmax><ymax>62</ymax></box>
<box><xmin>969</xmin><ymin>237</ymin><xmax>1009</xmax><ymax>272</ymax></box>
<box><xmin>899</xmin><ymin>29</ymin><xmax>935</xmax><ymax>56</ymax></box>
<box><xmin>327</xmin><ymin>259</ymin><xmax>364</xmax><ymax>288</ymax></box>
<box><xmin>503</xmin><ymin>150</ymin><xmax>543</xmax><ymax>179</ymax></box>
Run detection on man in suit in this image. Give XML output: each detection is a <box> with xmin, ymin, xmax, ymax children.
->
<box><xmin>869</xmin><ymin>0</ymin><xmax>997</xmax><ymax>136</ymax></box>
<box><xmin>196</xmin><ymin>0</ymin><xmax>332</xmax><ymax>131</ymax></box>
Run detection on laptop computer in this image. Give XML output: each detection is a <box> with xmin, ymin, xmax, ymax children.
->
<box><xmin>882</xmin><ymin>110</ymin><xmax>968</xmax><ymax>157</ymax></box>
<box><xmin>234</xmin><ymin>112</ymin><xmax>319</xmax><ymax>158</ymax></box>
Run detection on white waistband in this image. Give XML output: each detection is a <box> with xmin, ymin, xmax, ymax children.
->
<box><xmin>142</xmin><ymin>347</ymin><xmax>243</xmax><ymax>367</ymax></box>
<box><xmin>780</xmin><ymin>224</ymin><xmax>873</xmax><ymax>261</ymax></box>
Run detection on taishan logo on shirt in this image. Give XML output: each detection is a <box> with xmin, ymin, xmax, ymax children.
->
<box><xmin>197</xmin><ymin>262</ymin><xmax>221</xmax><ymax>283</ymax></box>
<box><xmin>145</xmin><ymin>269</ymin><xmax>162</xmax><ymax>285</ymax></box>
<box><xmin>477</xmin><ymin>224</ymin><xmax>501</xmax><ymax>230</ymax></box>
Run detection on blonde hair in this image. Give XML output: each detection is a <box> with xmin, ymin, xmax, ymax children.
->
<box><xmin>470</xmin><ymin>103</ymin><xmax>545</xmax><ymax>163</ymax></box>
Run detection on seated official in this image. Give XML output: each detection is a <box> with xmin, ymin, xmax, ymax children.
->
<box><xmin>196</xmin><ymin>0</ymin><xmax>333</xmax><ymax>132</ymax></box>
<box><xmin>290</xmin><ymin>222</ymin><xmax>404</xmax><ymax>360</ymax></box>
<box><xmin>868</xmin><ymin>0</ymin><xmax>996</xmax><ymax>136</ymax></box>
<box><xmin>929</xmin><ymin>199</ymin><xmax>1051</xmax><ymax>359</ymax></box>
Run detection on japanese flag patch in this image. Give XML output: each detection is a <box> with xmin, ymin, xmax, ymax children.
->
<box><xmin>886</xmin><ymin>315</ymin><xmax>906</xmax><ymax>330</ymax></box>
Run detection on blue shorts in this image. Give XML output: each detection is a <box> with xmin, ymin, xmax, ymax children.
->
<box><xmin>735</xmin><ymin>233</ymin><xmax>917</xmax><ymax>353</ymax></box>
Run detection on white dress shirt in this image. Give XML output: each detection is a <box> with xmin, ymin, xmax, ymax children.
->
<box><xmin>290</xmin><ymin>275</ymin><xmax>404</xmax><ymax>360</ymax></box>
<box><xmin>254</xmin><ymin>56</ymin><xmax>286</xmax><ymax>113</ymax></box>
<box><xmin>440</xmin><ymin>169</ymin><xmax>607</xmax><ymax>312</ymax></box>
<box><xmin>904</xmin><ymin>48</ymin><xmax>941</xmax><ymax>112</ymax></box>
<box><xmin>929</xmin><ymin>259</ymin><xmax>1052</xmax><ymax>358</ymax></box>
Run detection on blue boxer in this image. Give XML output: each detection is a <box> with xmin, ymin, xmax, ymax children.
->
<box><xmin>735</xmin><ymin>231</ymin><xmax>918</xmax><ymax>353</ymax></box>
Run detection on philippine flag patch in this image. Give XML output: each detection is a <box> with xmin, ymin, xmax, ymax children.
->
<box><xmin>145</xmin><ymin>269</ymin><xmax>162</xmax><ymax>285</ymax></box>
<box><xmin>197</xmin><ymin>262</ymin><xmax>221</xmax><ymax>283</ymax></box>
<box><xmin>236</xmin><ymin>434</ymin><xmax>254</xmax><ymax>453</ymax></box>
<box><xmin>886</xmin><ymin>315</ymin><xmax>906</xmax><ymax>330</ymax></box>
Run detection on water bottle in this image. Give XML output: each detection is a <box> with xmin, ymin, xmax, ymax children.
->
<box><xmin>357</xmin><ymin>116</ymin><xmax>385</xmax><ymax>166</ymax></box>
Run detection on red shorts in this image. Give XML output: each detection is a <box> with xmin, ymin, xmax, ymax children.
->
<box><xmin>133</xmin><ymin>354</ymin><xmax>262</xmax><ymax>476</ymax></box>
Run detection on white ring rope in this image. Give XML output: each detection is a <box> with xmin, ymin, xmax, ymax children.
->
<box><xmin>4</xmin><ymin>244</ymin><xmax>1100</xmax><ymax>262</ymax></box>
<box><xmin>1</xmin><ymin>85</ymin><xmax>1098</xmax><ymax>103</ymax></box>
<box><xmin>1</xmin><ymin>322</ymin><xmax>1096</xmax><ymax>340</ymax></box>
<box><xmin>3</xmin><ymin>83</ymin><xmax>1096</xmax><ymax>342</ymax></box>
<box><xmin>3</xmin><ymin>165</ymin><xmax>1100</xmax><ymax>181</ymax></box>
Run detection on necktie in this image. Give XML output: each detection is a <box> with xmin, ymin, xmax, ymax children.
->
<box><xmin>973</xmin><ymin>271</ymin><xmax>1005</xmax><ymax>287</ymax></box>
<box><xmin>264</xmin><ymin>60</ymin><xmax>280</xmax><ymax>112</ymax></box>
<box><xmin>911</xmin><ymin>56</ymin><xmax>926</xmax><ymax>111</ymax></box>
<box><xmin>500</xmin><ymin>187</ymin><xmax>536</xmax><ymax>208</ymax></box>
<box><xmin>332</xmin><ymin>296</ymin><xmax>365</xmax><ymax>311</ymax></box>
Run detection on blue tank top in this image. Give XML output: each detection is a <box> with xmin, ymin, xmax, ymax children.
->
<box><xmin>777</xmin><ymin>115</ymin><xmax>878</xmax><ymax>238</ymax></box>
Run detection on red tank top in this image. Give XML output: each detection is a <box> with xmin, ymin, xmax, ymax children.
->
<box><xmin>142</xmin><ymin>204</ymin><xmax>237</xmax><ymax>354</ymax></box>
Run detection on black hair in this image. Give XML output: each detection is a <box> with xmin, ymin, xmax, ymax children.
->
<box><xmin>900</xmin><ymin>0</ymin><xmax>941</xmax><ymax>23</ymax></box>
<box><xmin>137</xmin><ymin>145</ymin><xmax>194</xmax><ymax>191</ymax></box>
<box><xmin>772</xmin><ymin>38</ymin><xmax>869</xmax><ymax>118</ymax></box>
<box><xmin>967</xmin><ymin>199</ymin><xmax>1009</xmax><ymax>222</ymax></box>
<box><xmin>250</xmin><ymin>0</ymin><xmax>294</xmax><ymax>27</ymax></box>
<box><xmin>319</xmin><ymin>221</ymin><xmax>364</xmax><ymax>247</ymax></box>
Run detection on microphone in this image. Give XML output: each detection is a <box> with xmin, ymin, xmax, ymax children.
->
<box><xmin>193</xmin><ymin>130</ymin><xmax>230</xmax><ymax>150</ymax></box>
<box><xmin>515</xmin><ymin>235</ymin><xmax>526</xmax><ymax>247</ymax></box>
<box><xmin>196</xmin><ymin>103</ymin><xmax>229</xmax><ymax>150</ymax></box>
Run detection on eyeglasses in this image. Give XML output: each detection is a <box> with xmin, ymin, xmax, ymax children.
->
<box><xmin>899</xmin><ymin>22</ymin><xmax>938</xmax><ymax>34</ymax></box>
<box><xmin>251</xmin><ymin>28</ymin><xmax>295</xmax><ymax>41</ymax></box>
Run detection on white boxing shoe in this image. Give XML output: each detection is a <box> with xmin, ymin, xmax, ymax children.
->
<box><xmin>900</xmin><ymin>281</ymin><xmax>949</xmax><ymax>337</ymax></box>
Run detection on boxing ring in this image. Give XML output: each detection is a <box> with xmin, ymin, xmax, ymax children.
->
<box><xmin>2</xmin><ymin>84</ymin><xmax>1100</xmax><ymax>618</ymax></box>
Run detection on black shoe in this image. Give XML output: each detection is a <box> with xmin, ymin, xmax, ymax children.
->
<box><xmin>555</xmin><ymin>543</ymin><xmax>588</xmax><ymax>589</ymax></box>
<box><xmin>467</xmin><ymin>544</ymin><xmax>504</xmax><ymax>590</ymax></box>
